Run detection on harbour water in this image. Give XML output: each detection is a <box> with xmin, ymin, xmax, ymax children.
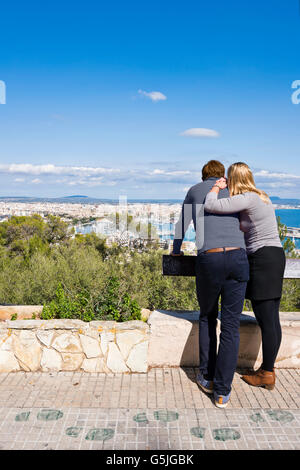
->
<box><xmin>76</xmin><ymin>208</ymin><xmax>300</xmax><ymax>248</ymax></box>
<box><xmin>275</xmin><ymin>209</ymin><xmax>300</xmax><ymax>248</ymax></box>
<box><xmin>275</xmin><ymin>209</ymin><xmax>300</xmax><ymax>227</ymax></box>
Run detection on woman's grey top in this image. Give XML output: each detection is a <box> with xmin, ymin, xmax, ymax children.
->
<box><xmin>204</xmin><ymin>191</ymin><xmax>282</xmax><ymax>254</ymax></box>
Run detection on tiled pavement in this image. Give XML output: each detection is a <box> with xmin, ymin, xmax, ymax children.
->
<box><xmin>0</xmin><ymin>368</ymin><xmax>299</xmax><ymax>450</ymax></box>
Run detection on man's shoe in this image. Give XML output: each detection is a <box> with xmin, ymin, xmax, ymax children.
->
<box><xmin>214</xmin><ymin>392</ymin><xmax>231</xmax><ymax>409</ymax></box>
<box><xmin>196</xmin><ymin>373</ymin><xmax>213</xmax><ymax>394</ymax></box>
<box><xmin>241</xmin><ymin>369</ymin><xmax>275</xmax><ymax>390</ymax></box>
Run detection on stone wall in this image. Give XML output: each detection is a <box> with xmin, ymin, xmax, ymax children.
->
<box><xmin>0</xmin><ymin>319</ymin><xmax>149</xmax><ymax>373</ymax></box>
<box><xmin>0</xmin><ymin>310</ymin><xmax>299</xmax><ymax>373</ymax></box>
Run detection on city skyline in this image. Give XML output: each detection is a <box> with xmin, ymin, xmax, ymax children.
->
<box><xmin>1</xmin><ymin>1</ymin><xmax>300</xmax><ymax>198</ymax></box>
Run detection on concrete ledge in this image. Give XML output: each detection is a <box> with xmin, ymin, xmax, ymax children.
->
<box><xmin>147</xmin><ymin>310</ymin><xmax>300</xmax><ymax>369</ymax></box>
<box><xmin>0</xmin><ymin>305</ymin><xmax>42</xmax><ymax>321</ymax></box>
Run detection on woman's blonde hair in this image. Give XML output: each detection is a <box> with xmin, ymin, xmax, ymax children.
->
<box><xmin>227</xmin><ymin>162</ymin><xmax>270</xmax><ymax>204</ymax></box>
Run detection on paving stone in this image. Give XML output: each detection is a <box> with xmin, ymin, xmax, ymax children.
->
<box><xmin>0</xmin><ymin>368</ymin><xmax>298</xmax><ymax>449</ymax></box>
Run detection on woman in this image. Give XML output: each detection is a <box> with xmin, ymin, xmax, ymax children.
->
<box><xmin>204</xmin><ymin>162</ymin><xmax>286</xmax><ymax>390</ymax></box>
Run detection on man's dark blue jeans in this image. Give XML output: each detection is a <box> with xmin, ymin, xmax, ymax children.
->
<box><xmin>196</xmin><ymin>248</ymin><xmax>249</xmax><ymax>396</ymax></box>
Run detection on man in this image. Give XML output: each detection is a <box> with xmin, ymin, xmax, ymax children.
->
<box><xmin>172</xmin><ymin>160</ymin><xmax>249</xmax><ymax>408</ymax></box>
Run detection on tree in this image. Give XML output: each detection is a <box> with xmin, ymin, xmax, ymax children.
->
<box><xmin>277</xmin><ymin>216</ymin><xmax>298</xmax><ymax>257</ymax></box>
<box><xmin>44</xmin><ymin>214</ymin><xmax>73</xmax><ymax>244</ymax></box>
<box><xmin>0</xmin><ymin>214</ymin><xmax>48</xmax><ymax>259</ymax></box>
<box><xmin>74</xmin><ymin>232</ymin><xmax>108</xmax><ymax>258</ymax></box>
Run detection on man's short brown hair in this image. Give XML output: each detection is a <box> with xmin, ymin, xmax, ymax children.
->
<box><xmin>202</xmin><ymin>160</ymin><xmax>225</xmax><ymax>180</ymax></box>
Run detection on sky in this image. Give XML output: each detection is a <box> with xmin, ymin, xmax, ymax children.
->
<box><xmin>0</xmin><ymin>0</ymin><xmax>300</xmax><ymax>199</ymax></box>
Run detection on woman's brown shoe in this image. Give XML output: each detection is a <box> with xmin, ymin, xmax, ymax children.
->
<box><xmin>243</xmin><ymin>366</ymin><xmax>275</xmax><ymax>376</ymax></box>
<box><xmin>243</xmin><ymin>366</ymin><xmax>263</xmax><ymax>376</ymax></box>
<box><xmin>242</xmin><ymin>369</ymin><xmax>275</xmax><ymax>390</ymax></box>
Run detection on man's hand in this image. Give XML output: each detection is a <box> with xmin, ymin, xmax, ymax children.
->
<box><xmin>171</xmin><ymin>251</ymin><xmax>184</xmax><ymax>256</ymax></box>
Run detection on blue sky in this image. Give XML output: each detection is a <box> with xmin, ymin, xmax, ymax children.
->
<box><xmin>0</xmin><ymin>0</ymin><xmax>300</xmax><ymax>199</ymax></box>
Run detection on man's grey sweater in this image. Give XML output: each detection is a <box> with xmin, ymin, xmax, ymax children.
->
<box><xmin>172</xmin><ymin>177</ymin><xmax>245</xmax><ymax>254</ymax></box>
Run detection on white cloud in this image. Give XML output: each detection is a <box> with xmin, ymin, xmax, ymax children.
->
<box><xmin>253</xmin><ymin>169</ymin><xmax>300</xmax><ymax>180</ymax></box>
<box><xmin>138</xmin><ymin>89</ymin><xmax>167</xmax><ymax>102</ymax></box>
<box><xmin>150</xmin><ymin>169</ymin><xmax>191</xmax><ymax>176</ymax></box>
<box><xmin>251</xmin><ymin>168</ymin><xmax>300</xmax><ymax>197</ymax></box>
<box><xmin>180</xmin><ymin>128</ymin><xmax>220</xmax><ymax>138</ymax></box>
<box><xmin>2</xmin><ymin>162</ymin><xmax>300</xmax><ymax>198</ymax></box>
<box><xmin>167</xmin><ymin>170</ymin><xmax>191</xmax><ymax>176</ymax></box>
<box><xmin>0</xmin><ymin>163</ymin><xmax>120</xmax><ymax>177</ymax></box>
<box><xmin>0</xmin><ymin>163</ymin><xmax>121</xmax><ymax>189</ymax></box>
<box><xmin>262</xmin><ymin>182</ymin><xmax>296</xmax><ymax>188</ymax></box>
<box><xmin>67</xmin><ymin>177</ymin><xmax>116</xmax><ymax>187</ymax></box>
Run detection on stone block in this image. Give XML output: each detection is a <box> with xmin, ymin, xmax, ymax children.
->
<box><xmin>36</xmin><ymin>330</ymin><xmax>55</xmax><ymax>348</ymax></box>
<box><xmin>81</xmin><ymin>357</ymin><xmax>107</xmax><ymax>372</ymax></box>
<box><xmin>106</xmin><ymin>343</ymin><xmax>129</xmax><ymax>373</ymax></box>
<box><xmin>79</xmin><ymin>334</ymin><xmax>102</xmax><ymax>358</ymax></box>
<box><xmin>89</xmin><ymin>321</ymin><xmax>116</xmax><ymax>331</ymax></box>
<box><xmin>61</xmin><ymin>353</ymin><xmax>84</xmax><ymax>370</ymax></box>
<box><xmin>0</xmin><ymin>331</ymin><xmax>13</xmax><ymax>351</ymax></box>
<box><xmin>99</xmin><ymin>331</ymin><xmax>115</xmax><ymax>356</ymax></box>
<box><xmin>41</xmin><ymin>348</ymin><xmax>62</xmax><ymax>371</ymax></box>
<box><xmin>0</xmin><ymin>351</ymin><xmax>20</xmax><ymax>372</ymax></box>
<box><xmin>52</xmin><ymin>333</ymin><xmax>82</xmax><ymax>353</ymax></box>
<box><xmin>12</xmin><ymin>330</ymin><xmax>41</xmax><ymax>371</ymax></box>
<box><xmin>126</xmin><ymin>340</ymin><xmax>148</xmax><ymax>372</ymax></box>
<box><xmin>1</xmin><ymin>320</ymin><xmax>46</xmax><ymax>329</ymax></box>
<box><xmin>116</xmin><ymin>330</ymin><xmax>145</xmax><ymax>360</ymax></box>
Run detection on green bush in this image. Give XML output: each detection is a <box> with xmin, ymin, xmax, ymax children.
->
<box><xmin>41</xmin><ymin>283</ymin><xmax>95</xmax><ymax>322</ymax></box>
<box><xmin>94</xmin><ymin>276</ymin><xmax>141</xmax><ymax>321</ymax></box>
<box><xmin>41</xmin><ymin>277</ymin><xmax>141</xmax><ymax>322</ymax></box>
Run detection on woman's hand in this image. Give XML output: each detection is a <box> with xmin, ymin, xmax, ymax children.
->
<box><xmin>215</xmin><ymin>177</ymin><xmax>227</xmax><ymax>189</ymax></box>
<box><xmin>210</xmin><ymin>177</ymin><xmax>227</xmax><ymax>193</ymax></box>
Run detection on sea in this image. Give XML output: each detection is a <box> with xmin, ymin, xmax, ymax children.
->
<box><xmin>275</xmin><ymin>209</ymin><xmax>300</xmax><ymax>249</ymax></box>
<box><xmin>275</xmin><ymin>209</ymin><xmax>300</xmax><ymax>228</ymax></box>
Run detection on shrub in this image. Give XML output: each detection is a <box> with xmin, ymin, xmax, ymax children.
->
<box><xmin>41</xmin><ymin>283</ymin><xmax>95</xmax><ymax>322</ymax></box>
<box><xmin>41</xmin><ymin>277</ymin><xmax>142</xmax><ymax>322</ymax></box>
<box><xmin>94</xmin><ymin>276</ymin><xmax>141</xmax><ymax>321</ymax></box>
